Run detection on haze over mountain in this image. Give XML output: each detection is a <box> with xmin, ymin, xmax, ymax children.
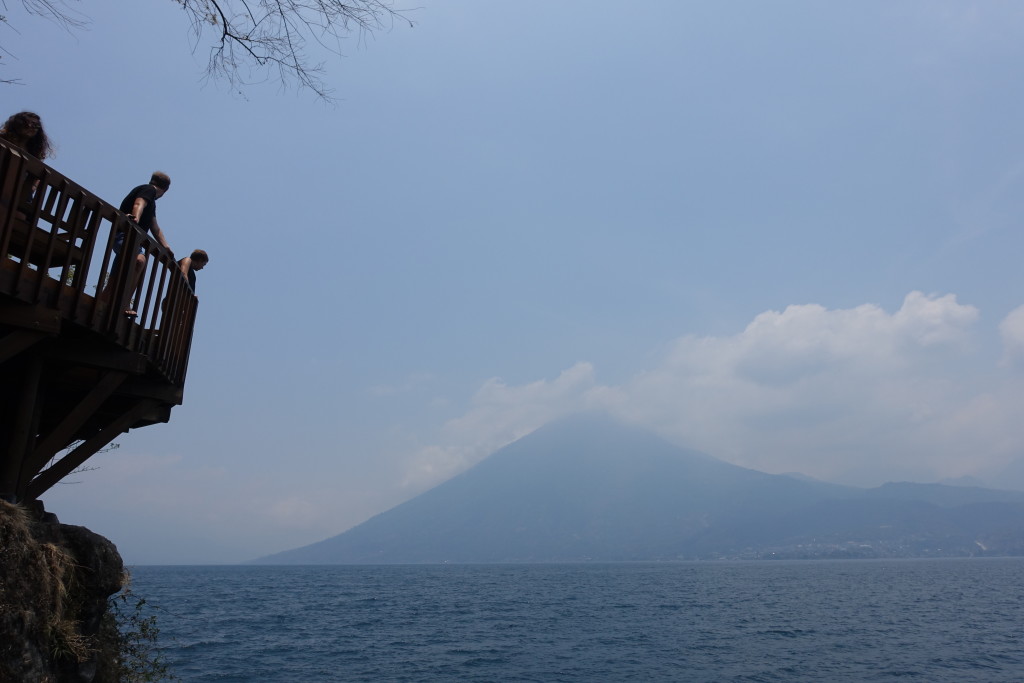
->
<box><xmin>257</xmin><ymin>416</ymin><xmax>1024</xmax><ymax>564</ymax></box>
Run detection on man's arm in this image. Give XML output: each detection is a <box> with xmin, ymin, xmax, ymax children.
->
<box><xmin>150</xmin><ymin>216</ymin><xmax>173</xmax><ymax>255</ymax></box>
<box><xmin>179</xmin><ymin>257</ymin><xmax>192</xmax><ymax>277</ymax></box>
<box><xmin>129</xmin><ymin>197</ymin><xmax>147</xmax><ymax>222</ymax></box>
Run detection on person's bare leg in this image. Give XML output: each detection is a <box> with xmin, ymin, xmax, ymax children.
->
<box><xmin>123</xmin><ymin>253</ymin><xmax>147</xmax><ymax>318</ymax></box>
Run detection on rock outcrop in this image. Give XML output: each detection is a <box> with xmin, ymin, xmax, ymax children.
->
<box><xmin>0</xmin><ymin>499</ymin><xmax>126</xmax><ymax>682</ymax></box>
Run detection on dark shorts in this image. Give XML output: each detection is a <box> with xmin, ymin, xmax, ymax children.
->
<box><xmin>112</xmin><ymin>232</ymin><xmax>145</xmax><ymax>256</ymax></box>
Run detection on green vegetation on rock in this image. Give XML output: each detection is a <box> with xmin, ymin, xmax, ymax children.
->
<box><xmin>0</xmin><ymin>500</ymin><xmax>175</xmax><ymax>682</ymax></box>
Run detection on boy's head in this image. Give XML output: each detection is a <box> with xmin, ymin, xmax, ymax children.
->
<box><xmin>150</xmin><ymin>171</ymin><xmax>171</xmax><ymax>195</ymax></box>
<box><xmin>191</xmin><ymin>249</ymin><xmax>209</xmax><ymax>270</ymax></box>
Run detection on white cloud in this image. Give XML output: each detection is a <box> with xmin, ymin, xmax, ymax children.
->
<box><xmin>405</xmin><ymin>292</ymin><xmax>1024</xmax><ymax>488</ymax></box>
<box><xmin>400</xmin><ymin>362</ymin><xmax>598</xmax><ymax>490</ymax></box>
<box><xmin>999</xmin><ymin>304</ymin><xmax>1024</xmax><ymax>362</ymax></box>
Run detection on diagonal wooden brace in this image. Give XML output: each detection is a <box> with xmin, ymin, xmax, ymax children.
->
<box><xmin>24</xmin><ymin>370</ymin><xmax>129</xmax><ymax>478</ymax></box>
<box><xmin>25</xmin><ymin>398</ymin><xmax>159</xmax><ymax>500</ymax></box>
<box><xmin>0</xmin><ymin>329</ymin><xmax>48</xmax><ymax>364</ymax></box>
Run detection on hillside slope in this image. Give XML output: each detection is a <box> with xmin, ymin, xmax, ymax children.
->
<box><xmin>258</xmin><ymin>416</ymin><xmax>1024</xmax><ymax>563</ymax></box>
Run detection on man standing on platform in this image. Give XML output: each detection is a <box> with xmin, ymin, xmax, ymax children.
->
<box><xmin>114</xmin><ymin>171</ymin><xmax>173</xmax><ymax>316</ymax></box>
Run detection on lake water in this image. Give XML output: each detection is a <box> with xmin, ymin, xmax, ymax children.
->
<box><xmin>129</xmin><ymin>559</ymin><xmax>1024</xmax><ymax>681</ymax></box>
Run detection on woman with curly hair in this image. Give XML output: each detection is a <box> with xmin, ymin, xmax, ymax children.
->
<box><xmin>0</xmin><ymin>111</ymin><xmax>54</xmax><ymax>160</ymax></box>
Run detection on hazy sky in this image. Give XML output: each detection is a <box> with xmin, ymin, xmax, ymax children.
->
<box><xmin>9</xmin><ymin>1</ymin><xmax>1024</xmax><ymax>563</ymax></box>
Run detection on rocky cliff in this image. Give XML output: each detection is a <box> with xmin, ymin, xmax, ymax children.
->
<box><xmin>0</xmin><ymin>499</ymin><xmax>126</xmax><ymax>682</ymax></box>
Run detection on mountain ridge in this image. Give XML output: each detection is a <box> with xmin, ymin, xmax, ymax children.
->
<box><xmin>256</xmin><ymin>415</ymin><xmax>1024</xmax><ymax>563</ymax></box>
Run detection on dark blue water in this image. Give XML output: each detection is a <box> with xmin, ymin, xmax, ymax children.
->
<box><xmin>129</xmin><ymin>559</ymin><xmax>1024</xmax><ymax>682</ymax></box>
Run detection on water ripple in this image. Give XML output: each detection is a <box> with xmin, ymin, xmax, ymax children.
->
<box><xmin>132</xmin><ymin>559</ymin><xmax>1024</xmax><ymax>682</ymax></box>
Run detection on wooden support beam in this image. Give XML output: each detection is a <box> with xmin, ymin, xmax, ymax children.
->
<box><xmin>0</xmin><ymin>302</ymin><xmax>61</xmax><ymax>334</ymax></box>
<box><xmin>137</xmin><ymin>403</ymin><xmax>173</xmax><ymax>425</ymax></box>
<box><xmin>119</xmin><ymin>377</ymin><xmax>184</xmax><ymax>404</ymax></box>
<box><xmin>0</xmin><ymin>328</ymin><xmax>47</xmax><ymax>364</ymax></box>
<box><xmin>24</xmin><ymin>399</ymin><xmax>159</xmax><ymax>501</ymax></box>
<box><xmin>0</xmin><ymin>354</ymin><xmax>43</xmax><ymax>498</ymax></box>
<box><xmin>24</xmin><ymin>370</ymin><xmax>129</xmax><ymax>477</ymax></box>
<box><xmin>45</xmin><ymin>346</ymin><xmax>148</xmax><ymax>375</ymax></box>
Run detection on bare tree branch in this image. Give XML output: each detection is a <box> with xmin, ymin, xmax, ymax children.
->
<box><xmin>51</xmin><ymin>441</ymin><xmax>119</xmax><ymax>484</ymax></box>
<box><xmin>2</xmin><ymin>0</ymin><xmax>412</xmax><ymax>100</ymax></box>
<box><xmin>175</xmin><ymin>0</ymin><xmax>414</xmax><ymax>101</ymax></box>
<box><xmin>1</xmin><ymin>0</ymin><xmax>87</xmax><ymax>82</ymax></box>
<box><xmin>2</xmin><ymin>0</ymin><xmax>87</xmax><ymax>33</ymax></box>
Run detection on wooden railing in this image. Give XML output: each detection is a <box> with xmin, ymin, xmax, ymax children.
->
<box><xmin>0</xmin><ymin>137</ymin><xmax>199</xmax><ymax>501</ymax></box>
<box><xmin>0</xmin><ymin>139</ymin><xmax>196</xmax><ymax>385</ymax></box>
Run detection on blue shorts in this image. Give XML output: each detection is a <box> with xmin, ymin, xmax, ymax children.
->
<box><xmin>112</xmin><ymin>231</ymin><xmax>145</xmax><ymax>255</ymax></box>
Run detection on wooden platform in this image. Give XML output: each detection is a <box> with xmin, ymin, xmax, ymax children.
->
<box><xmin>0</xmin><ymin>139</ymin><xmax>197</xmax><ymax>501</ymax></box>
